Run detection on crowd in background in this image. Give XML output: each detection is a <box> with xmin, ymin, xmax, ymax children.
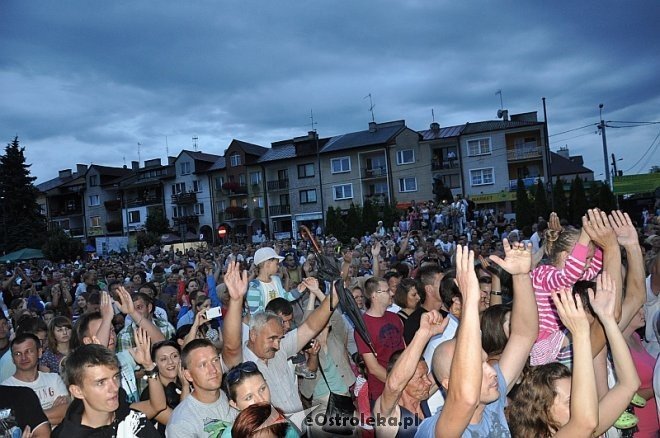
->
<box><xmin>1</xmin><ymin>199</ymin><xmax>660</xmax><ymax>437</ymax></box>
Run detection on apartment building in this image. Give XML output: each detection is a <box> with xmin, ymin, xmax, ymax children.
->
<box><xmin>460</xmin><ymin>112</ymin><xmax>548</xmax><ymax>210</ymax></box>
<box><xmin>36</xmin><ymin>165</ymin><xmax>88</xmax><ymax>238</ymax></box>
<box><xmin>255</xmin><ymin>131</ymin><xmax>330</xmax><ymax>239</ymax></box>
<box><xmin>84</xmin><ymin>165</ymin><xmax>132</xmax><ymax>238</ymax></box>
<box><xmin>117</xmin><ymin>158</ymin><xmax>174</xmax><ymax>235</ymax></box>
<box><xmin>418</xmin><ymin>121</ymin><xmax>465</xmax><ymax>198</ymax></box>
<box><xmin>163</xmin><ymin>150</ymin><xmax>220</xmax><ymax>241</ymax></box>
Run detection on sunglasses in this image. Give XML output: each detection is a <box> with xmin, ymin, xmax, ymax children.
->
<box><xmin>226</xmin><ymin>361</ymin><xmax>259</xmax><ymax>385</ymax></box>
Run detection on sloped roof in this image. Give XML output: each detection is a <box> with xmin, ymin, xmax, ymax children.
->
<box><xmin>181</xmin><ymin>150</ymin><xmax>221</xmax><ymax>163</ymax></box>
<box><xmin>207</xmin><ymin>156</ymin><xmax>227</xmax><ymax>172</ymax></box>
<box><xmin>550</xmin><ymin>151</ymin><xmax>593</xmax><ymax>176</ymax></box>
<box><xmin>89</xmin><ymin>165</ymin><xmax>132</xmax><ymax>177</ymax></box>
<box><xmin>321</xmin><ymin>120</ymin><xmax>407</xmax><ymax>153</ymax></box>
<box><xmin>419</xmin><ymin>124</ymin><xmax>465</xmax><ymax>140</ymax></box>
<box><xmin>230</xmin><ymin>140</ymin><xmax>268</xmax><ymax>157</ymax></box>
<box><xmin>462</xmin><ymin>120</ymin><xmax>542</xmax><ymax>135</ymax></box>
<box><xmin>36</xmin><ymin>171</ymin><xmax>84</xmax><ymax>192</ymax></box>
<box><xmin>258</xmin><ymin>144</ymin><xmax>296</xmax><ymax>163</ymax></box>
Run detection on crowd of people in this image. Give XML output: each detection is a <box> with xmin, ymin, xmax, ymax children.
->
<box><xmin>1</xmin><ymin>200</ymin><xmax>660</xmax><ymax>437</ymax></box>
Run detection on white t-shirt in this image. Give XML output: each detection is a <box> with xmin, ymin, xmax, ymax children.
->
<box><xmin>644</xmin><ymin>275</ymin><xmax>660</xmax><ymax>358</ymax></box>
<box><xmin>422</xmin><ymin>314</ymin><xmax>459</xmax><ymax>414</ymax></box>
<box><xmin>1</xmin><ymin>371</ymin><xmax>69</xmax><ymax>409</ymax></box>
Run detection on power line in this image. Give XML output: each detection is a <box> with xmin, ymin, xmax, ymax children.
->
<box><xmin>623</xmin><ymin>127</ymin><xmax>660</xmax><ymax>173</ymax></box>
<box><xmin>607</xmin><ymin>120</ymin><xmax>660</xmax><ymax>125</ymax></box>
<box><xmin>548</xmin><ymin>123</ymin><xmax>597</xmax><ymax>138</ymax></box>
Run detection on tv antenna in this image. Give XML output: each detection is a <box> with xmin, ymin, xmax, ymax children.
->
<box><xmin>431</xmin><ymin>108</ymin><xmax>436</xmax><ymax>122</ymax></box>
<box><xmin>310</xmin><ymin>109</ymin><xmax>318</xmax><ymax>133</ymax></box>
<box><xmin>495</xmin><ymin>89</ymin><xmax>504</xmax><ymax>110</ymax></box>
<box><xmin>165</xmin><ymin>135</ymin><xmax>169</xmax><ymax>157</ymax></box>
<box><xmin>137</xmin><ymin>142</ymin><xmax>141</xmax><ymax>165</ymax></box>
<box><xmin>192</xmin><ymin>136</ymin><xmax>198</xmax><ymax>152</ymax></box>
<box><xmin>364</xmin><ymin>93</ymin><xmax>376</xmax><ymax>122</ymax></box>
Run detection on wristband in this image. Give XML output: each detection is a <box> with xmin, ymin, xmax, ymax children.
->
<box><xmin>490</xmin><ymin>291</ymin><xmax>502</xmax><ymax>296</ymax></box>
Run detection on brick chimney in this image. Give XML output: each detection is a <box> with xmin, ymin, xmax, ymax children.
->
<box><xmin>369</xmin><ymin>122</ymin><xmax>377</xmax><ymax>133</ymax></box>
<box><xmin>430</xmin><ymin>122</ymin><xmax>440</xmax><ymax>133</ymax></box>
<box><xmin>58</xmin><ymin>169</ymin><xmax>72</xmax><ymax>179</ymax></box>
<box><xmin>131</xmin><ymin>160</ymin><xmax>139</xmax><ymax>171</ymax></box>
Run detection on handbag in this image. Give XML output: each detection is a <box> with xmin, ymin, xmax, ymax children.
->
<box><xmin>318</xmin><ymin>357</ymin><xmax>356</xmax><ymax>435</ymax></box>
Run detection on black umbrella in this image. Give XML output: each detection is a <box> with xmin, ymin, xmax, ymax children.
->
<box><xmin>300</xmin><ymin>226</ymin><xmax>376</xmax><ymax>355</ymax></box>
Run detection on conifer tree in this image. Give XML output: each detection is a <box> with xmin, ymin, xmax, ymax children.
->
<box><xmin>552</xmin><ymin>178</ymin><xmax>568</xmax><ymax>222</ymax></box>
<box><xmin>533</xmin><ymin>180</ymin><xmax>549</xmax><ymax>221</ymax></box>
<box><xmin>569</xmin><ymin>176</ymin><xmax>588</xmax><ymax>226</ymax></box>
<box><xmin>515</xmin><ymin>178</ymin><xmax>534</xmax><ymax>229</ymax></box>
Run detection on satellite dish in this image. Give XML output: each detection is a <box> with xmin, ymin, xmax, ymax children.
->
<box><xmin>497</xmin><ymin>109</ymin><xmax>504</xmax><ymax>118</ymax></box>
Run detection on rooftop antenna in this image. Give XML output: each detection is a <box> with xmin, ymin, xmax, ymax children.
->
<box><xmin>431</xmin><ymin>108</ymin><xmax>436</xmax><ymax>122</ymax></box>
<box><xmin>310</xmin><ymin>109</ymin><xmax>318</xmax><ymax>133</ymax></box>
<box><xmin>137</xmin><ymin>142</ymin><xmax>141</xmax><ymax>165</ymax></box>
<box><xmin>122</xmin><ymin>155</ymin><xmax>126</xmax><ymax>167</ymax></box>
<box><xmin>364</xmin><ymin>93</ymin><xmax>376</xmax><ymax>122</ymax></box>
<box><xmin>192</xmin><ymin>136</ymin><xmax>198</xmax><ymax>152</ymax></box>
<box><xmin>495</xmin><ymin>89</ymin><xmax>504</xmax><ymax>110</ymax></box>
<box><xmin>165</xmin><ymin>135</ymin><xmax>169</xmax><ymax>157</ymax></box>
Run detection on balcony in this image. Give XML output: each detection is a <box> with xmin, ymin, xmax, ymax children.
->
<box><xmin>269</xmin><ymin>204</ymin><xmax>291</xmax><ymax>216</ymax></box>
<box><xmin>364</xmin><ymin>192</ymin><xmax>389</xmax><ymax>205</ymax></box>
<box><xmin>126</xmin><ymin>196</ymin><xmax>161</xmax><ymax>208</ymax></box>
<box><xmin>509</xmin><ymin>176</ymin><xmax>544</xmax><ymax>191</ymax></box>
<box><xmin>50</xmin><ymin>206</ymin><xmax>83</xmax><ymax>217</ymax></box>
<box><xmin>65</xmin><ymin>227</ymin><xmax>84</xmax><ymax>237</ymax></box>
<box><xmin>171</xmin><ymin>192</ymin><xmax>197</xmax><ymax>204</ymax></box>
<box><xmin>224</xmin><ymin>206</ymin><xmax>249</xmax><ymax>220</ymax></box>
<box><xmin>507</xmin><ymin>146</ymin><xmax>543</xmax><ymax>161</ymax></box>
<box><xmin>221</xmin><ymin>182</ymin><xmax>248</xmax><ymax>196</ymax></box>
<box><xmin>104</xmin><ymin>200</ymin><xmax>121</xmax><ymax>211</ymax></box>
<box><xmin>173</xmin><ymin>215</ymin><xmax>200</xmax><ymax>226</ymax></box>
<box><xmin>431</xmin><ymin>160</ymin><xmax>460</xmax><ymax>171</ymax></box>
<box><xmin>362</xmin><ymin>167</ymin><xmax>387</xmax><ymax>179</ymax></box>
<box><xmin>105</xmin><ymin>220</ymin><xmax>123</xmax><ymax>233</ymax></box>
<box><xmin>252</xmin><ymin>208</ymin><xmax>264</xmax><ymax>218</ymax></box>
<box><xmin>266</xmin><ymin>179</ymin><xmax>289</xmax><ymax>191</ymax></box>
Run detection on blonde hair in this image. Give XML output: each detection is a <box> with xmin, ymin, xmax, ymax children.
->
<box><xmin>543</xmin><ymin>227</ymin><xmax>580</xmax><ymax>265</ymax></box>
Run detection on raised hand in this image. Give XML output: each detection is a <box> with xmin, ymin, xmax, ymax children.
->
<box><xmin>608</xmin><ymin>210</ymin><xmax>638</xmax><ymax>247</ymax></box>
<box><xmin>192</xmin><ymin>308</ymin><xmax>209</xmax><ymax>328</ymax></box>
<box><xmin>100</xmin><ymin>291</ymin><xmax>114</xmax><ymax>321</ymax></box>
<box><xmin>548</xmin><ymin>212</ymin><xmax>562</xmax><ymax>232</ymax></box>
<box><xmin>488</xmin><ymin>239</ymin><xmax>532</xmax><ymax>275</ymax></box>
<box><xmin>224</xmin><ymin>261</ymin><xmax>248</xmax><ymax>301</ymax></box>
<box><xmin>455</xmin><ymin>245</ymin><xmax>479</xmax><ymax>304</ymax></box>
<box><xmin>582</xmin><ymin>209</ymin><xmax>617</xmax><ymax>248</ymax></box>
<box><xmin>115</xmin><ymin>286</ymin><xmax>135</xmax><ymax>315</ymax></box>
<box><xmin>552</xmin><ymin>288</ymin><xmax>590</xmax><ymax>335</ymax></box>
<box><xmin>587</xmin><ymin>271</ymin><xmax>617</xmax><ymax>321</ymax></box>
<box><xmin>371</xmin><ymin>241</ymin><xmax>382</xmax><ymax>258</ymax></box>
<box><xmin>419</xmin><ymin>309</ymin><xmax>449</xmax><ymax>338</ymax></box>
<box><xmin>129</xmin><ymin>327</ymin><xmax>153</xmax><ymax>368</ymax></box>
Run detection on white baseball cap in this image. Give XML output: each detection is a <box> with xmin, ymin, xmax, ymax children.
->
<box><xmin>253</xmin><ymin>247</ymin><xmax>284</xmax><ymax>266</ymax></box>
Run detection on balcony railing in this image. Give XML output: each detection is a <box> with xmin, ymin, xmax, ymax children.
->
<box><xmin>66</xmin><ymin>227</ymin><xmax>85</xmax><ymax>237</ymax></box>
<box><xmin>105</xmin><ymin>220</ymin><xmax>123</xmax><ymax>233</ymax></box>
<box><xmin>50</xmin><ymin>207</ymin><xmax>83</xmax><ymax>217</ymax></box>
<box><xmin>507</xmin><ymin>146</ymin><xmax>542</xmax><ymax>161</ymax></box>
<box><xmin>269</xmin><ymin>204</ymin><xmax>291</xmax><ymax>216</ymax></box>
<box><xmin>509</xmin><ymin>176</ymin><xmax>544</xmax><ymax>191</ymax></box>
<box><xmin>171</xmin><ymin>192</ymin><xmax>197</xmax><ymax>204</ymax></box>
<box><xmin>173</xmin><ymin>215</ymin><xmax>200</xmax><ymax>226</ymax></box>
<box><xmin>104</xmin><ymin>200</ymin><xmax>121</xmax><ymax>211</ymax></box>
<box><xmin>224</xmin><ymin>207</ymin><xmax>249</xmax><ymax>220</ymax></box>
<box><xmin>431</xmin><ymin>160</ymin><xmax>460</xmax><ymax>171</ymax></box>
<box><xmin>362</xmin><ymin>167</ymin><xmax>387</xmax><ymax>178</ymax></box>
<box><xmin>126</xmin><ymin>196</ymin><xmax>161</xmax><ymax>208</ymax></box>
<box><xmin>266</xmin><ymin>179</ymin><xmax>289</xmax><ymax>191</ymax></box>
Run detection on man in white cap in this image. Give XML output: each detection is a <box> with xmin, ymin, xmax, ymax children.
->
<box><xmin>246</xmin><ymin>247</ymin><xmax>307</xmax><ymax>314</ymax></box>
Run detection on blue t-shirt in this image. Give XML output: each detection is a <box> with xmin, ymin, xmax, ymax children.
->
<box><xmin>415</xmin><ymin>364</ymin><xmax>510</xmax><ymax>437</ymax></box>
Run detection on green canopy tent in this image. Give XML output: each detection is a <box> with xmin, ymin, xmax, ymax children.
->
<box><xmin>0</xmin><ymin>248</ymin><xmax>45</xmax><ymax>262</ymax></box>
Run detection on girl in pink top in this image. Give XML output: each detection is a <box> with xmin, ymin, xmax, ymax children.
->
<box><xmin>530</xmin><ymin>224</ymin><xmax>603</xmax><ymax>365</ymax></box>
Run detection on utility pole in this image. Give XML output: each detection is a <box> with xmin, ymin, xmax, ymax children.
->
<box><xmin>542</xmin><ymin>97</ymin><xmax>554</xmax><ymax>210</ymax></box>
<box><xmin>611</xmin><ymin>153</ymin><xmax>620</xmax><ymax>208</ymax></box>
<box><xmin>311</xmin><ymin>109</ymin><xmax>325</xmax><ymax>232</ymax></box>
<box><xmin>598</xmin><ymin>104</ymin><xmax>611</xmax><ymax>186</ymax></box>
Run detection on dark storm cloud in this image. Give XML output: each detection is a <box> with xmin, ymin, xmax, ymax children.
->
<box><xmin>1</xmin><ymin>0</ymin><xmax>658</xmax><ymax>181</ymax></box>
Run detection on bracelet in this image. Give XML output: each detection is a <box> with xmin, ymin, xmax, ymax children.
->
<box><xmin>490</xmin><ymin>291</ymin><xmax>502</xmax><ymax>296</ymax></box>
<box><xmin>142</xmin><ymin>367</ymin><xmax>159</xmax><ymax>380</ymax></box>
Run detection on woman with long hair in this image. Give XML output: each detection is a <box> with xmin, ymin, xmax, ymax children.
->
<box><xmin>41</xmin><ymin>316</ymin><xmax>72</xmax><ymax>374</ymax></box>
<box><xmin>232</xmin><ymin>403</ymin><xmax>290</xmax><ymax>438</ymax></box>
<box><xmin>394</xmin><ymin>278</ymin><xmax>420</xmax><ymax>322</ymax></box>
<box><xmin>480</xmin><ymin>304</ymin><xmax>511</xmax><ymax>365</ymax></box>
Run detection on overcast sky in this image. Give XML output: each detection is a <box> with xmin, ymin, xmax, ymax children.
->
<box><xmin>2</xmin><ymin>1</ymin><xmax>659</xmax><ymax>183</ymax></box>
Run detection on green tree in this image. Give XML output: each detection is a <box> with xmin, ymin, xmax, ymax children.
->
<box><xmin>515</xmin><ymin>178</ymin><xmax>534</xmax><ymax>229</ymax></box>
<box><xmin>42</xmin><ymin>228</ymin><xmax>84</xmax><ymax>262</ymax></box>
<box><xmin>382</xmin><ymin>200</ymin><xmax>402</xmax><ymax>231</ymax></box>
<box><xmin>0</xmin><ymin>137</ymin><xmax>47</xmax><ymax>253</ymax></box>
<box><xmin>344</xmin><ymin>203</ymin><xmax>363</xmax><ymax>242</ymax></box>
<box><xmin>325</xmin><ymin>206</ymin><xmax>344</xmax><ymax>240</ymax></box>
<box><xmin>136</xmin><ymin>231</ymin><xmax>161</xmax><ymax>252</ymax></box>
<box><xmin>569</xmin><ymin>176</ymin><xmax>588</xmax><ymax>226</ymax></box>
<box><xmin>362</xmin><ymin>199</ymin><xmax>379</xmax><ymax>236</ymax></box>
<box><xmin>145</xmin><ymin>207</ymin><xmax>170</xmax><ymax>234</ymax></box>
<box><xmin>552</xmin><ymin>178</ymin><xmax>568</xmax><ymax>221</ymax></box>
<box><xmin>597</xmin><ymin>183</ymin><xmax>617</xmax><ymax>213</ymax></box>
<box><xmin>533</xmin><ymin>180</ymin><xmax>549</xmax><ymax>221</ymax></box>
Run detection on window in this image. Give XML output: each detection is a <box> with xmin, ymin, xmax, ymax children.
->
<box><xmin>192</xmin><ymin>180</ymin><xmax>202</xmax><ymax>192</ymax></box>
<box><xmin>88</xmin><ymin>195</ymin><xmax>100</xmax><ymax>206</ymax></box>
<box><xmin>194</xmin><ymin>203</ymin><xmax>205</xmax><ymax>215</ymax></box>
<box><xmin>250</xmin><ymin>171</ymin><xmax>262</xmax><ymax>185</ymax></box>
<box><xmin>217</xmin><ymin>200</ymin><xmax>226</xmax><ymax>212</ymax></box>
<box><xmin>467</xmin><ymin>138</ymin><xmax>491</xmax><ymax>156</ymax></box>
<box><xmin>239</xmin><ymin>174</ymin><xmax>246</xmax><ymax>186</ymax></box>
<box><xmin>214</xmin><ymin>176</ymin><xmax>225</xmax><ymax>190</ymax></box>
<box><xmin>470</xmin><ymin>168</ymin><xmax>494</xmax><ymax>186</ymax></box>
<box><xmin>172</xmin><ymin>183</ymin><xmax>186</xmax><ymax>195</ymax></box>
<box><xmin>396</xmin><ymin>149</ymin><xmax>415</xmax><ymax>165</ymax></box>
<box><xmin>173</xmin><ymin>205</ymin><xmax>187</xmax><ymax>218</ymax></box>
<box><xmin>333</xmin><ymin>184</ymin><xmax>353</xmax><ymax>200</ymax></box>
<box><xmin>89</xmin><ymin>175</ymin><xmax>98</xmax><ymax>186</ymax></box>
<box><xmin>128</xmin><ymin>211</ymin><xmax>141</xmax><ymax>223</ymax></box>
<box><xmin>438</xmin><ymin>173</ymin><xmax>461</xmax><ymax>189</ymax></box>
<box><xmin>331</xmin><ymin>157</ymin><xmax>351</xmax><ymax>174</ymax></box>
<box><xmin>297</xmin><ymin>163</ymin><xmax>315</xmax><ymax>178</ymax></box>
<box><xmin>299</xmin><ymin>189</ymin><xmax>317</xmax><ymax>204</ymax></box>
<box><xmin>180</xmin><ymin>162</ymin><xmax>191</xmax><ymax>175</ymax></box>
<box><xmin>398</xmin><ymin>177</ymin><xmax>417</xmax><ymax>192</ymax></box>
<box><xmin>230</xmin><ymin>153</ymin><xmax>241</xmax><ymax>167</ymax></box>
<box><xmin>254</xmin><ymin>197</ymin><xmax>264</xmax><ymax>208</ymax></box>
<box><xmin>90</xmin><ymin>216</ymin><xmax>101</xmax><ymax>227</ymax></box>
